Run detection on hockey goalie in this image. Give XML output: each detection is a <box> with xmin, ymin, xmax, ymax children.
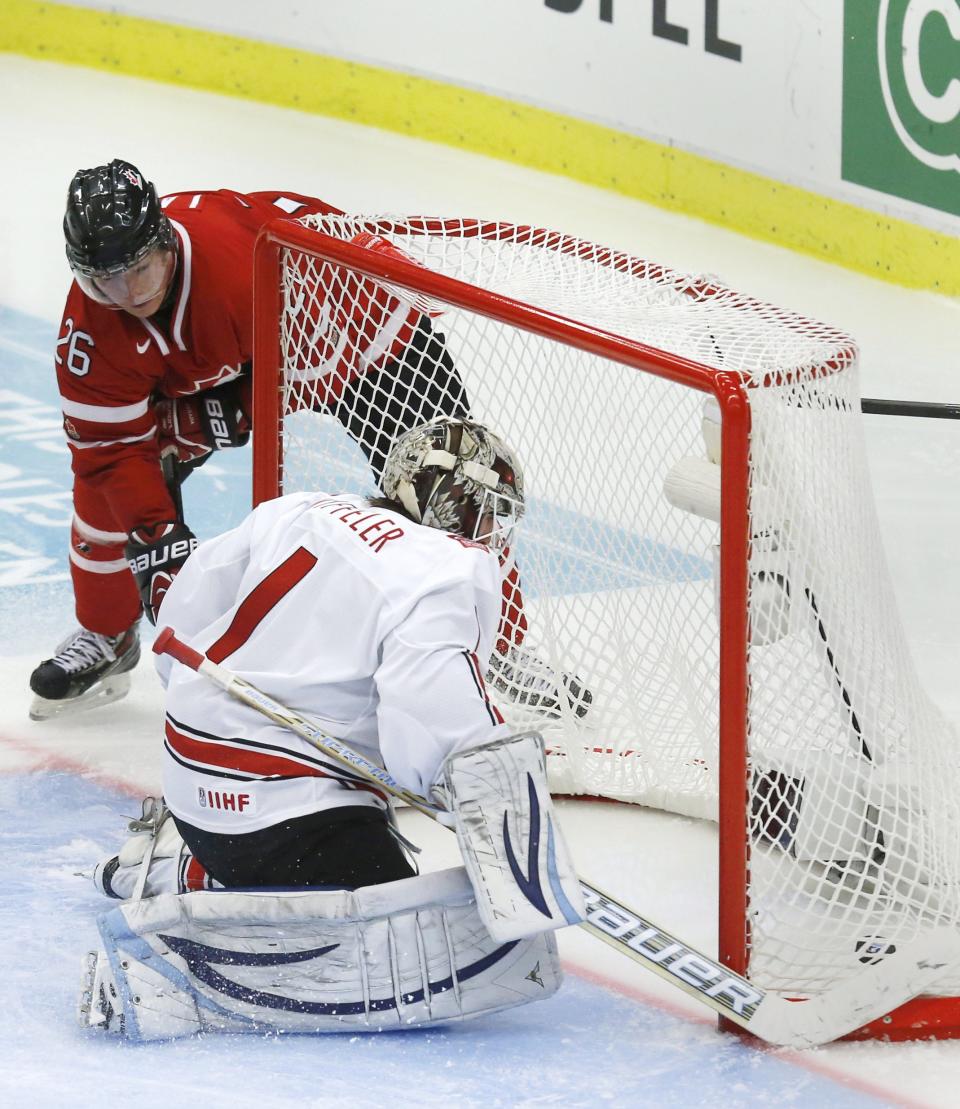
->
<box><xmin>80</xmin><ymin>418</ymin><xmax>585</xmax><ymax>1040</ymax></box>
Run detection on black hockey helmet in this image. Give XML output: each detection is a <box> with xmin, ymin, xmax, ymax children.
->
<box><xmin>64</xmin><ymin>159</ymin><xmax>174</xmax><ymax>278</ymax></box>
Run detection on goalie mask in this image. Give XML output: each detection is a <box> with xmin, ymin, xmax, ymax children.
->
<box><xmin>382</xmin><ymin>419</ymin><xmax>524</xmax><ymax>552</ymax></box>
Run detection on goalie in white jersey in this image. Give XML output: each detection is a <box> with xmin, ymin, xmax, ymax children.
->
<box><xmin>156</xmin><ymin>416</ymin><xmax>525</xmax><ymax>888</ymax></box>
<box><xmin>83</xmin><ymin>418</ymin><xmax>584</xmax><ymax>1040</ymax></box>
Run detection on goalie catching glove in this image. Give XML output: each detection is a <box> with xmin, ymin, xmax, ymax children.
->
<box><xmin>125</xmin><ymin>521</ymin><xmax>197</xmax><ymax>625</ymax></box>
<box><xmin>435</xmin><ymin>731</ymin><xmax>586</xmax><ymax>942</ymax></box>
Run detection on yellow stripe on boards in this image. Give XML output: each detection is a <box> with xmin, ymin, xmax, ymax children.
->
<box><xmin>2</xmin><ymin>0</ymin><xmax>957</xmax><ymax>295</ymax></box>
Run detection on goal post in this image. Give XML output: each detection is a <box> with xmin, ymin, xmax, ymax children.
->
<box><xmin>252</xmin><ymin>214</ymin><xmax>960</xmax><ymax>1041</ymax></box>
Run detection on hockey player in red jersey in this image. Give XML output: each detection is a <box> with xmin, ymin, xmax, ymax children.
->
<box><xmin>28</xmin><ymin>160</ymin><xmax>343</xmax><ymax>717</ymax></box>
<box><xmin>28</xmin><ymin>159</ymin><xmax>464</xmax><ymax>719</ymax></box>
<box><xmin>31</xmin><ymin>158</ymin><xmax>590</xmax><ymax>724</ymax></box>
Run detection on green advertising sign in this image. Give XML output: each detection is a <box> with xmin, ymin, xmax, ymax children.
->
<box><xmin>843</xmin><ymin>0</ymin><xmax>960</xmax><ymax>217</ymax></box>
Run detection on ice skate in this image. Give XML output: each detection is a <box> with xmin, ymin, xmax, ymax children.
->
<box><xmin>486</xmin><ymin>642</ymin><xmax>593</xmax><ymax>720</ymax></box>
<box><xmin>93</xmin><ymin>795</ymin><xmax>170</xmax><ymax>900</ymax></box>
<box><xmin>92</xmin><ymin>796</ymin><xmax>209</xmax><ymax>900</ymax></box>
<box><xmin>77</xmin><ymin>950</ymin><xmax>122</xmax><ymax>1034</ymax></box>
<box><xmin>29</xmin><ymin>623</ymin><xmax>140</xmax><ymax>721</ymax></box>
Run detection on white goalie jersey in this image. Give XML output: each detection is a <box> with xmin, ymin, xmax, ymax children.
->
<box><xmin>157</xmin><ymin>491</ymin><xmax>509</xmax><ymax>834</ymax></box>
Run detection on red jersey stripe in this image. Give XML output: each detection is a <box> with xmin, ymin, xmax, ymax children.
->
<box><xmin>164</xmin><ymin>720</ymin><xmax>386</xmax><ymax>801</ymax></box>
<box><xmin>183</xmin><ymin>855</ymin><xmax>209</xmax><ymax>892</ymax></box>
<box><xmin>464</xmin><ymin>650</ymin><xmax>505</xmax><ymax>726</ymax></box>
<box><xmin>207</xmin><ymin>546</ymin><xmax>318</xmax><ymax>663</ymax></box>
<box><xmin>165</xmin><ymin>719</ymin><xmax>328</xmax><ymax>779</ymax></box>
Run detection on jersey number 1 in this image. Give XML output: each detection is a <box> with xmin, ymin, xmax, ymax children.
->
<box><xmin>207</xmin><ymin>546</ymin><xmax>318</xmax><ymax>663</ymax></box>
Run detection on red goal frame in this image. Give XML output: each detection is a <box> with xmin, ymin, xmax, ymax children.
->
<box><xmin>251</xmin><ymin>216</ymin><xmax>960</xmax><ymax>1042</ymax></box>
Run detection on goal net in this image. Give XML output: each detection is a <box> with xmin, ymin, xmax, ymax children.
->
<box><xmin>252</xmin><ymin>214</ymin><xmax>960</xmax><ymax>1038</ymax></box>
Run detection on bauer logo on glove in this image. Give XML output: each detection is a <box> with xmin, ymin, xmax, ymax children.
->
<box><xmin>126</xmin><ymin>535</ymin><xmax>197</xmax><ymax>575</ymax></box>
<box><xmin>155</xmin><ymin>379</ymin><xmax>251</xmax><ymax>464</ymax></box>
<box><xmin>125</xmin><ymin>521</ymin><xmax>198</xmax><ymax>625</ymax></box>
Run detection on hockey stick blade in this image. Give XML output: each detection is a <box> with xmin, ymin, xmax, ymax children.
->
<box><xmin>579</xmin><ymin>882</ymin><xmax>960</xmax><ymax>1048</ymax></box>
<box><xmin>154</xmin><ymin>627</ymin><xmax>960</xmax><ymax>1047</ymax></box>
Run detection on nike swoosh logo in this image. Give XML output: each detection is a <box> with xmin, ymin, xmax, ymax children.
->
<box><xmin>136</xmin><ymin>339</ymin><xmax>151</xmax><ymax>354</ymax></box>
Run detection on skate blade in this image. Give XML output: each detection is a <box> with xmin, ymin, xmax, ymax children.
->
<box><xmin>78</xmin><ymin>949</ymin><xmax>120</xmax><ymax>1032</ymax></box>
<box><xmin>29</xmin><ymin>672</ymin><xmax>132</xmax><ymax>721</ymax></box>
<box><xmin>77</xmin><ymin>951</ymin><xmax>106</xmax><ymax>1029</ymax></box>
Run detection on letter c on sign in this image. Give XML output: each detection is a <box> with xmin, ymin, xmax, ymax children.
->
<box><xmin>903</xmin><ymin>0</ymin><xmax>960</xmax><ymax>124</ymax></box>
<box><xmin>878</xmin><ymin>0</ymin><xmax>960</xmax><ymax>171</ymax></box>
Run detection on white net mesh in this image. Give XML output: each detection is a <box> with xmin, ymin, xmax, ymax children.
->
<box><xmin>263</xmin><ymin>215</ymin><xmax>960</xmax><ymax>1000</ymax></box>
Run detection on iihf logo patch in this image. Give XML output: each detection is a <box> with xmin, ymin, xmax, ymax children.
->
<box><xmin>198</xmin><ymin>786</ymin><xmax>207</xmax><ymax>808</ymax></box>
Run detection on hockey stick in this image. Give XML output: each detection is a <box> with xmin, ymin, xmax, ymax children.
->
<box><xmin>861</xmin><ymin>398</ymin><xmax>960</xmax><ymax>420</ymax></box>
<box><xmin>153</xmin><ymin>626</ymin><xmax>960</xmax><ymax>1048</ymax></box>
<box><xmin>160</xmin><ymin>451</ymin><xmax>186</xmax><ymax>523</ymax></box>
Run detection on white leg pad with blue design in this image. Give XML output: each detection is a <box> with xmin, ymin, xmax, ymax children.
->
<box><xmin>79</xmin><ymin>866</ymin><xmax>561</xmax><ymax>1041</ymax></box>
<box><xmin>440</xmin><ymin>732</ymin><xmax>586</xmax><ymax>943</ymax></box>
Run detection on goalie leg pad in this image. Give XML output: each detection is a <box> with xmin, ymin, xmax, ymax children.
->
<box><xmin>440</xmin><ymin>732</ymin><xmax>586</xmax><ymax>942</ymax></box>
<box><xmin>83</xmin><ymin>866</ymin><xmax>561</xmax><ymax>1041</ymax></box>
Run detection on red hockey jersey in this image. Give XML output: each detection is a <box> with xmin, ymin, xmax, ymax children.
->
<box><xmin>55</xmin><ymin>190</ymin><xmax>420</xmax><ymax>536</ymax></box>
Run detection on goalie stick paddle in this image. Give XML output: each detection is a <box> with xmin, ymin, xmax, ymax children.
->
<box><xmin>153</xmin><ymin>626</ymin><xmax>960</xmax><ymax>1048</ymax></box>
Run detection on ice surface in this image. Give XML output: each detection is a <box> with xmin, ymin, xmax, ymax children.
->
<box><xmin>0</xmin><ymin>771</ymin><xmax>892</xmax><ymax>1109</ymax></box>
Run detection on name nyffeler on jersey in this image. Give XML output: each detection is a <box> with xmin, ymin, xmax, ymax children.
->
<box><xmin>157</xmin><ymin>491</ymin><xmax>510</xmax><ymax>835</ymax></box>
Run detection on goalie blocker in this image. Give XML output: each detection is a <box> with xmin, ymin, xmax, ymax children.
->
<box><xmin>437</xmin><ymin>731</ymin><xmax>586</xmax><ymax>942</ymax></box>
<box><xmin>79</xmin><ymin>867</ymin><xmax>560</xmax><ymax>1040</ymax></box>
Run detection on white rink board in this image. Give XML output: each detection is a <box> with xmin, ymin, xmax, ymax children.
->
<box><xmin>56</xmin><ymin>0</ymin><xmax>960</xmax><ymax>233</ymax></box>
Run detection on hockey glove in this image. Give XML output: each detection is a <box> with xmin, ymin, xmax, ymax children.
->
<box><xmin>125</xmin><ymin>521</ymin><xmax>198</xmax><ymax>625</ymax></box>
<box><xmin>155</xmin><ymin>379</ymin><xmax>251</xmax><ymax>464</ymax></box>
<box><xmin>437</xmin><ymin>731</ymin><xmax>586</xmax><ymax>942</ymax></box>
